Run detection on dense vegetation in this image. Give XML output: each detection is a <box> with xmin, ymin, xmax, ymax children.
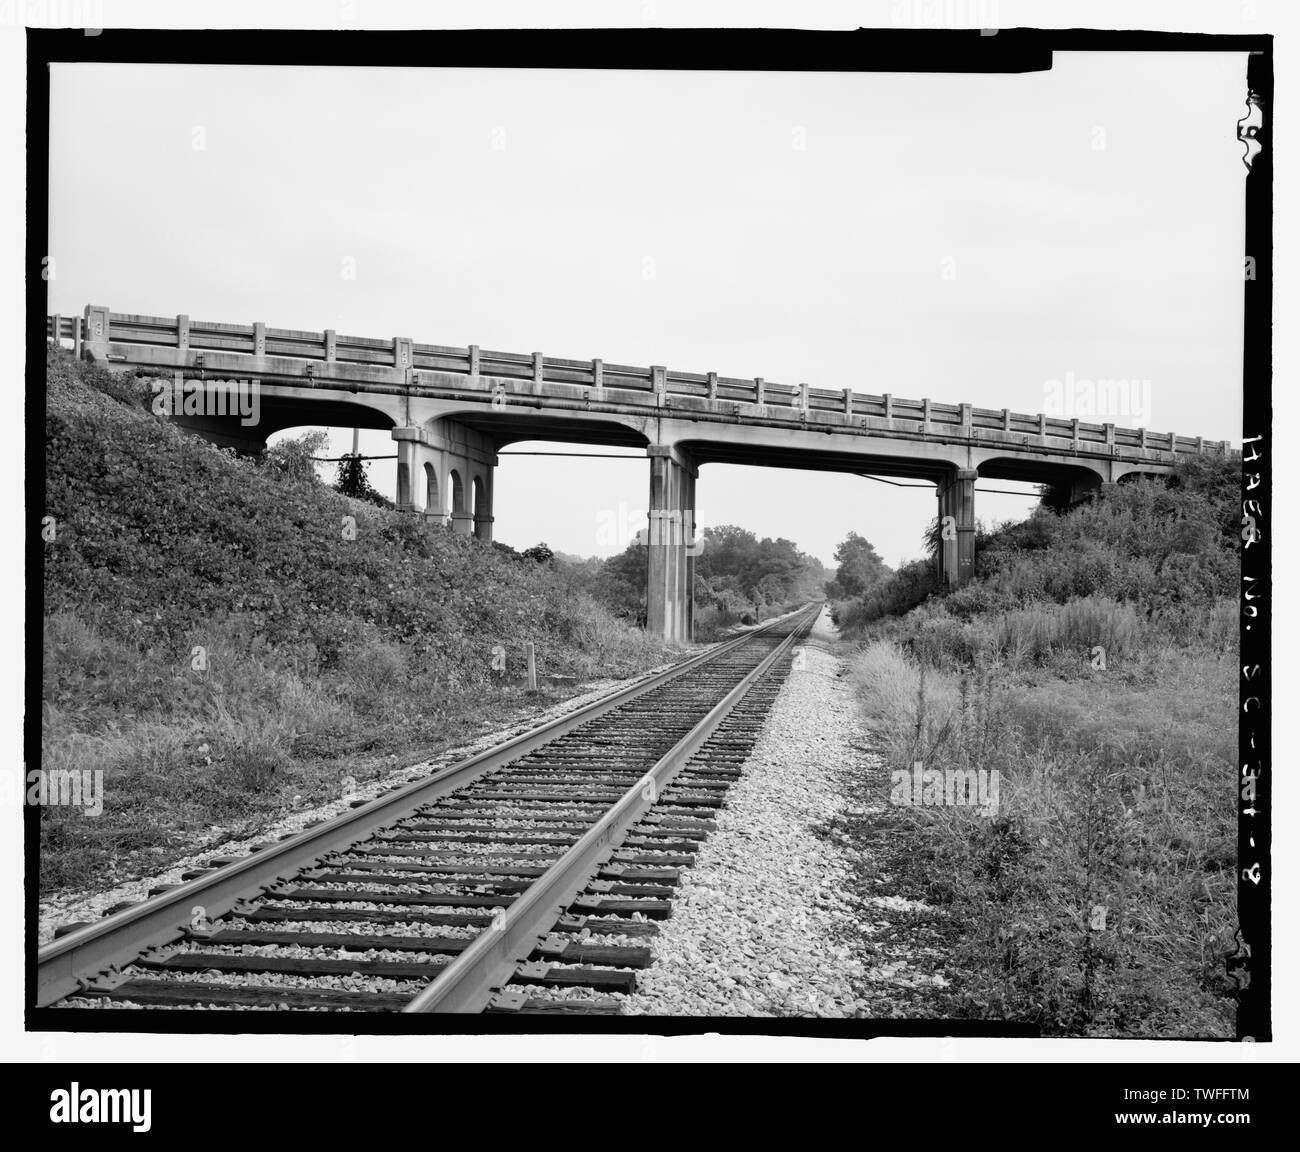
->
<box><xmin>40</xmin><ymin>349</ymin><xmax>670</xmax><ymax>894</ymax></box>
<box><xmin>832</xmin><ymin>457</ymin><xmax>1240</xmax><ymax>1036</ymax></box>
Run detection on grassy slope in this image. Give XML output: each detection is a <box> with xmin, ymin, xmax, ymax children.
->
<box><xmin>40</xmin><ymin>350</ymin><xmax>671</xmax><ymax>894</ymax></box>
<box><xmin>833</xmin><ymin>461</ymin><xmax>1240</xmax><ymax>1036</ymax></box>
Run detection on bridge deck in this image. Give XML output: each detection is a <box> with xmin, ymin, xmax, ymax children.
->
<box><xmin>51</xmin><ymin>309</ymin><xmax>1236</xmax><ymax>477</ymax></box>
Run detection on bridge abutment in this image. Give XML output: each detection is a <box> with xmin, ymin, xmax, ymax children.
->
<box><xmin>392</xmin><ymin>420</ymin><xmax>496</xmax><ymax>536</ymax></box>
<box><xmin>166</xmin><ymin>410</ymin><xmax>270</xmax><ymax>455</ymax></box>
<box><xmin>1067</xmin><ymin>471</ymin><xmax>1105</xmax><ymax>506</ymax></box>
<box><xmin>646</xmin><ymin>446</ymin><xmax>697</xmax><ymax>644</ymax></box>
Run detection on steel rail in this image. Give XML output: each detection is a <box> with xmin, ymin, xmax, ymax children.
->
<box><xmin>35</xmin><ymin>609</ymin><xmax>810</xmax><ymax>1008</ymax></box>
<box><xmin>401</xmin><ymin>604</ymin><xmax>817</xmax><ymax>1013</ymax></box>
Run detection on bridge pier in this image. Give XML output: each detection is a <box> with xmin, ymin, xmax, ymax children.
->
<box><xmin>646</xmin><ymin>446</ymin><xmax>696</xmax><ymax>644</ymax></box>
<box><xmin>936</xmin><ymin>467</ymin><xmax>977</xmax><ymax>588</ymax></box>
<box><xmin>683</xmin><ymin>467</ymin><xmax>696</xmax><ymax>642</ymax></box>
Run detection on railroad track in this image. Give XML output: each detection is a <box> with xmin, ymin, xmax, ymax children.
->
<box><xmin>39</xmin><ymin>604</ymin><xmax>820</xmax><ymax>1015</ymax></box>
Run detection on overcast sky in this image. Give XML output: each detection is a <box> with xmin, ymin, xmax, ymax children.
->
<box><xmin>47</xmin><ymin>52</ymin><xmax>1247</xmax><ymax>566</ymax></box>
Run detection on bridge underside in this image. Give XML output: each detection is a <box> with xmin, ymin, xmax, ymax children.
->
<box><xmin>138</xmin><ymin>390</ymin><xmax>1177</xmax><ymax>644</ymax></box>
<box><xmin>170</xmin><ymin>397</ymin><xmax>398</xmax><ymax>453</ymax></box>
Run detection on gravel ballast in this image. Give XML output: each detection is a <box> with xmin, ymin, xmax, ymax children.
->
<box><xmin>620</xmin><ymin>608</ymin><xmax>935</xmax><ymax>1017</ymax></box>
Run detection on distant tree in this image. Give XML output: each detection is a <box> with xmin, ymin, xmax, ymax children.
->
<box><xmin>335</xmin><ymin>452</ymin><xmax>384</xmax><ymax>503</ymax></box>
<box><xmin>826</xmin><ymin>531</ymin><xmax>889</xmax><ymax>599</ymax></box>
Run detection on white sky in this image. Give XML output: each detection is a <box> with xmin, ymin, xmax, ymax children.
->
<box><xmin>47</xmin><ymin>53</ymin><xmax>1247</xmax><ymax>566</ymax></box>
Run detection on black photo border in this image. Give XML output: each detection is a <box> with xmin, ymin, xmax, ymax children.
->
<box><xmin>24</xmin><ymin>24</ymin><xmax>1273</xmax><ymax>1043</ymax></box>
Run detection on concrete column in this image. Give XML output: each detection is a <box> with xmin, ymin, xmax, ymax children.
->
<box><xmin>936</xmin><ymin>468</ymin><xmax>977</xmax><ymax>588</ymax></box>
<box><xmin>391</xmin><ymin>428</ymin><xmax>421</xmax><ymax>513</ymax></box>
<box><xmin>449</xmin><ymin>462</ymin><xmax>474</xmax><ymax>535</ymax></box>
<box><xmin>422</xmin><ymin>457</ymin><xmax>447</xmax><ymax>526</ymax></box>
<box><xmin>473</xmin><ymin>467</ymin><xmax>495</xmax><ymax>541</ymax></box>
<box><xmin>683</xmin><ymin>467</ymin><xmax>697</xmax><ymax>642</ymax></box>
<box><xmin>646</xmin><ymin>446</ymin><xmax>695</xmax><ymax>643</ymax></box>
<box><xmin>449</xmin><ymin>470</ymin><xmax>475</xmax><ymax>535</ymax></box>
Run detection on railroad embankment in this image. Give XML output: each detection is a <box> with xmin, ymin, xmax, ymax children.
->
<box><xmin>40</xmin><ymin>349</ymin><xmax>671</xmax><ymax>897</ymax></box>
<box><xmin>831</xmin><ymin>455</ymin><xmax>1240</xmax><ymax>1036</ymax></box>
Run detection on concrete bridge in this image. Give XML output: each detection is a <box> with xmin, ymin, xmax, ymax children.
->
<box><xmin>50</xmin><ymin>307</ymin><xmax>1235</xmax><ymax>642</ymax></box>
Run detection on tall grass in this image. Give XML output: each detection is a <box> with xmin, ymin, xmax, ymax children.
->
<box><xmin>849</xmin><ymin>637</ymin><xmax>1235</xmax><ymax>1035</ymax></box>
<box><xmin>837</xmin><ymin>460</ymin><xmax>1239</xmax><ymax>1036</ymax></box>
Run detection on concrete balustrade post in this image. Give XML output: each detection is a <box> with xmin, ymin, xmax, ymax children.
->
<box><xmin>652</xmin><ymin>365</ymin><xmax>667</xmax><ymax>404</ymax></box>
<box><xmin>84</xmin><ymin>305</ymin><xmax>110</xmax><ymax>361</ymax></box>
<box><xmin>394</xmin><ymin>337</ymin><xmax>413</xmax><ymax>371</ymax></box>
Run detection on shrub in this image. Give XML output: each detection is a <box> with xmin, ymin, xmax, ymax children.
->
<box><xmin>993</xmin><ymin>597</ymin><xmax>1139</xmax><ymax>666</ymax></box>
<box><xmin>262</xmin><ymin>429</ymin><xmax>329</xmax><ymax>483</ymax></box>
